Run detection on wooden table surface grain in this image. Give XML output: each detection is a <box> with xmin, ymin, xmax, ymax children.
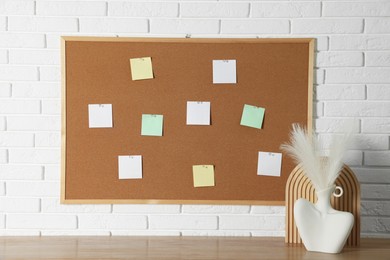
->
<box><xmin>0</xmin><ymin>237</ymin><xmax>388</xmax><ymax>260</ymax></box>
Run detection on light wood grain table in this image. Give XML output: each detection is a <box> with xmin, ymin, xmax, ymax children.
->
<box><xmin>0</xmin><ymin>237</ymin><xmax>388</xmax><ymax>259</ymax></box>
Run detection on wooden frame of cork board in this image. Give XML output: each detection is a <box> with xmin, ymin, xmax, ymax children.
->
<box><xmin>61</xmin><ymin>37</ymin><xmax>314</xmax><ymax>205</ymax></box>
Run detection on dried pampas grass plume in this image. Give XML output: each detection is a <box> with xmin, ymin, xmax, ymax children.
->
<box><xmin>280</xmin><ymin>124</ymin><xmax>352</xmax><ymax>191</ymax></box>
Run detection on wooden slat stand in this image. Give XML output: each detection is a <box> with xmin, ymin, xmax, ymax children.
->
<box><xmin>285</xmin><ymin>165</ymin><xmax>360</xmax><ymax>246</ymax></box>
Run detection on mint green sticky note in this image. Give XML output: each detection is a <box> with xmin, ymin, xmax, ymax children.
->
<box><xmin>141</xmin><ymin>114</ymin><xmax>163</xmax><ymax>136</ymax></box>
<box><xmin>240</xmin><ymin>104</ymin><xmax>265</xmax><ymax>129</ymax></box>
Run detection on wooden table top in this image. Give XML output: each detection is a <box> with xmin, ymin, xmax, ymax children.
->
<box><xmin>0</xmin><ymin>236</ymin><xmax>388</xmax><ymax>259</ymax></box>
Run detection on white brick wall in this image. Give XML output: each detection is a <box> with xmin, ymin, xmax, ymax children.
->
<box><xmin>0</xmin><ymin>100</ymin><xmax>40</xmax><ymax>114</ymax></box>
<box><xmin>182</xmin><ymin>205</ymin><xmax>250</xmax><ymax>214</ymax></box>
<box><xmin>109</xmin><ymin>2</ymin><xmax>179</xmax><ymax>18</ymax></box>
<box><xmin>316</xmin><ymin>52</ymin><xmax>364</xmax><ymax>67</ymax></box>
<box><xmin>79</xmin><ymin>18</ymin><xmax>148</xmax><ymax>33</ymax></box>
<box><xmin>8</xmin><ymin>17</ymin><xmax>79</xmax><ymax>33</ymax></box>
<box><xmin>9</xmin><ymin>50</ymin><xmax>60</xmax><ymax>65</ymax></box>
<box><xmin>0</xmin><ymin>0</ymin><xmax>388</xmax><ymax>238</ymax></box>
<box><xmin>12</xmin><ymin>83</ymin><xmax>60</xmax><ymax>98</ymax></box>
<box><xmin>151</xmin><ymin>19</ymin><xmax>219</xmax><ymax>34</ymax></box>
<box><xmin>221</xmin><ymin>19</ymin><xmax>289</xmax><ymax>34</ymax></box>
<box><xmin>78</xmin><ymin>215</ymin><xmax>147</xmax><ymax>230</ymax></box>
<box><xmin>0</xmin><ymin>165</ymin><xmax>43</xmax><ymax>180</ymax></box>
<box><xmin>252</xmin><ymin>2</ymin><xmax>321</xmax><ymax>18</ymax></box>
<box><xmin>7</xmin><ymin>116</ymin><xmax>61</xmax><ymax>131</ymax></box>
<box><xmin>43</xmin><ymin>165</ymin><xmax>60</xmax><ymax>180</ymax></box>
<box><xmin>0</xmin><ymin>132</ymin><xmax>34</xmax><ymax>147</ymax></box>
<box><xmin>149</xmin><ymin>215</ymin><xmax>218</xmax><ymax>230</ymax></box>
<box><xmin>0</xmin><ymin>197</ymin><xmax>41</xmax><ymax>213</ymax></box>
<box><xmin>9</xmin><ymin>148</ymin><xmax>60</xmax><ymax>164</ymax></box>
<box><xmin>331</xmin><ymin>35</ymin><xmax>390</xmax><ymax>50</ymax></box>
<box><xmin>7</xmin><ymin>214</ymin><xmax>77</xmax><ymax>229</ymax></box>
<box><xmin>35</xmin><ymin>132</ymin><xmax>61</xmax><ymax>147</ymax></box>
<box><xmin>6</xmin><ymin>181</ymin><xmax>59</xmax><ymax>197</ymax></box>
<box><xmin>0</xmin><ymin>50</ymin><xmax>8</xmax><ymax>64</ymax></box>
<box><xmin>323</xmin><ymin>2</ymin><xmax>390</xmax><ymax>17</ymax></box>
<box><xmin>316</xmin><ymin>84</ymin><xmax>366</xmax><ymax>100</ymax></box>
<box><xmin>0</xmin><ymin>149</ymin><xmax>8</xmax><ymax>164</ymax></box>
<box><xmin>366</xmin><ymin>18</ymin><xmax>390</xmax><ymax>34</ymax></box>
<box><xmin>0</xmin><ymin>1</ymin><xmax>34</xmax><ymax>15</ymax></box>
<box><xmin>0</xmin><ymin>66</ymin><xmax>38</xmax><ymax>81</ymax></box>
<box><xmin>366</xmin><ymin>52</ymin><xmax>390</xmax><ymax>67</ymax></box>
<box><xmin>0</xmin><ymin>17</ymin><xmax>6</xmax><ymax>31</ymax></box>
<box><xmin>181</xmin><ymin>3</ymin><xmax>249</xmax><ymax>18</ymax></box>
<box><xmin>292</xmin><ymin>19</ymin><xmax>364</xmax><ymax>34</ymax></box>
<box><xmin>36</xmin><ymin>1</ymin><xmax>107</xmax><ymax>17</ymax></box>
<box><xmin>39</xmin><ymin>66</ymin><xmax>61</xmax><ymax>81</ymax></box>
<box><xmin>113</xmin><ymin>204</ymin><xmax>181</xmax><ymax>214</ymax></box>
<box><xmin>0</xmin><ymin>117</ymin><xmax>6</xmax><ymax>130</ymax></box>
<box><xmin>0</xmin><ymin>33</ymin><xmax>45</xmax><ymax>48</ymax></box>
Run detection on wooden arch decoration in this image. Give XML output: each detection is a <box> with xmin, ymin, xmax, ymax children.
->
<box><xmin>285</xmin><ymin>164</ymin><xmax>360</xmax><ymax>246</ymax></box>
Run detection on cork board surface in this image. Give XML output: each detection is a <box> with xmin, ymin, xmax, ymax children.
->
<box><xmin>61</xmin><ymin>37</ymin><xmax>314</xmax><ymax>204</ymax></box>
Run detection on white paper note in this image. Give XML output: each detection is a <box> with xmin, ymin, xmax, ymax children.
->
<box><xmin>257</xmin><ymin>152</ymin><xmax>282</xmax><ymax>177</ymax></box>
<box><xmin>213</xmin><ymin>60</ymin><xmax>237</xmax><ymax>84</ymax></box>
<box><xmin>118</xmin><ymin>155</ymin><xmax>143</xmax><ymax>179</ymax></box>
<box><xmin>88</xmin><ymin>104</ymin><xmax>113</xmax><ymax>128</ymax></box>
<box><xmin>186</xmin><ymin>101</ymin><xmax>211</xmax><ymax>125</ymax></box>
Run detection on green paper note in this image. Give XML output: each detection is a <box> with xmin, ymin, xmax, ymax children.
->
<box><xmin>240</xmin><ymin>104</ymin><xmax>265</xmax><ymax>129</ymax></box>
<box><xmin>130</xmin><ymin>57</ymin><xmax>154</xmax><ymax>81</ymax></box>
<box><xmin>193</xmin><ymin>165</ymin><xmax>215</xmax><ymax>187</ymax></box>
<box><xmin>141</xmin><ymin>114</ymin><xmax>163</xmax><ymax>136</ymax></box>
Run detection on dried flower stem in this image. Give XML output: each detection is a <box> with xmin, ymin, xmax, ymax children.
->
<box><xmin>281</xmin><ymin>124</ymin><xmax>352</xmax><ymax>191</ymax></box>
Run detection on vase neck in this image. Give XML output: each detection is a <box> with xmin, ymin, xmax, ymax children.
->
<box><xmin>315</xmin><ymin>185</ymin><xmax>335</xmax><ymax>213</ymax></box>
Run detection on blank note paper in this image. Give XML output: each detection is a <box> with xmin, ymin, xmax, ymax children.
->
<box><xmin>141</xmin><ymin>114</ymin><xmax>163</xmax><ymax>136</ymax></box>
<box><xmin>88</xmin><ymin>104</ymin><xmax>113</xmax><ymax>128</ymax></box>
<box><xmin>118</xmin><ymin>155</ymin><xmax>143</xmax><ymax>179</ymax></box>
<box><xmin>213</xmin><ymin>60</ymin><xmax>237</xmax><ymax>84</ymax></box>
<box><xmin>257</xmin><ymin>152</ymin><xmax>282</xmax><ymax>177</ymax></box>
<box><xmin>240</xmin><ymin>104</ymin><xmax>265</xmax><ymax>129</ymax></box>
<box><xmin>186</xmin><ymin>101</ymin><xmax>211</xmax><ymax>125</ymax></box>
<box><xmin>130</xmin><ymin>57</ymin><xmax>154</xmax><ymax>81</ymax></box>
<box><xmin>193</xmin><ymin>165</ymin><xmax>215</xmax><ymax>187</ymax></box>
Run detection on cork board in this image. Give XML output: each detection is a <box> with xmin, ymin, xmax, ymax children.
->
<box><xmin>61</xmin><ymin>37</ymin><xmax>314</xmax><ymax>205</ymax></box>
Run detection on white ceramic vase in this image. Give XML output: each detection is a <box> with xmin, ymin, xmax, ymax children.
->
<box><xmin>294</xmin><ymin>185</ymin><xmax>354</xmax><ymax>254</ymax></box>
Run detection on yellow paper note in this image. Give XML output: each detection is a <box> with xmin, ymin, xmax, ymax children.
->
<box><xmin>130</xmin><ymin>57</ymin><xmax>154</xmax><ymax>80</ymax></box>
<box><xmin>193</xmin><ymin>165</ymin><xmax>215</xmax><ymax>187</ymax></box>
